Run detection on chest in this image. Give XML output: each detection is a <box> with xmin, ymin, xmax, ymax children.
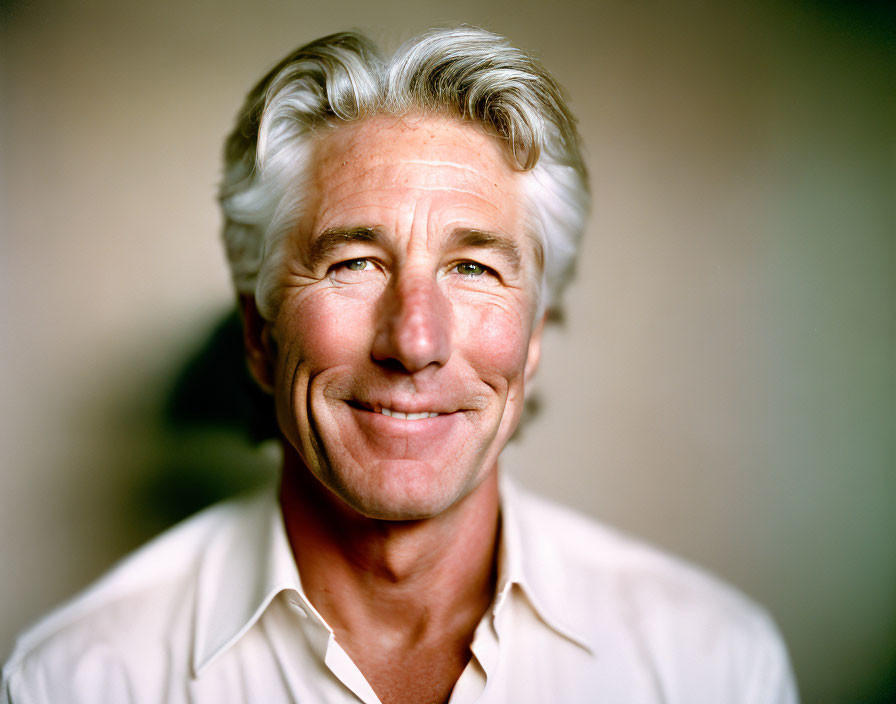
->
<box><xmin>348</xmin><ymin>644</ymin><xmax>466</xmax><ymax>704</ymax></box>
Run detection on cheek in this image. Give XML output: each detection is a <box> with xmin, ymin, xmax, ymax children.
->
<box><xmin>274</xmin><ymin>289</ymin><xmax>377</xmax><ymax>371</ymax></box>
<box><xmin>457</xmin><ymin>299</ymin><xmax>532</xmax><ymax>380</ymax></box>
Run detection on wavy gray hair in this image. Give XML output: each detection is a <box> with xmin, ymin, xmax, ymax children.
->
<box><xmin>219</xmin><ymin>27</ymin><xmax>589</xmax><ymax>320</ymax></box>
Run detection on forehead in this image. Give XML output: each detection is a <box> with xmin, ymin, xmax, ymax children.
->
<box><xmin>313</xmin><ymin>113</ymin><xmax>516</xmax><ymax>183</ymax></box>
<box><xmin>306</xmin><ymin>114</ymin><xmax>525</xmax><ymax>233</ymax></box>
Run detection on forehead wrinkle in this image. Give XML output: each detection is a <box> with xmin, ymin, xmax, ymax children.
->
<box><xmin>397</xmin><ymin>185</ymin><xmax>506</xmax><ymax>199</ymax></box>
<box><xmin>314</xmin><ymin>191</ymin><xmax>403</xmax><ymax>225</ymax></box>
<box><xmin>313</xmin><ymin>187</ymin><xmax>518</xmax><ymax>264</ymax></box>
<box><xmin>395</xmin><ymin>182</ymin><xmax>440</xmax><ymax>261</ymax></box>
<box><xmin>322</xmin><ymin>183</ymin><xmax>508</xmax><ymax>207</ymax></box>
<box><xmin>312</xmin><ymin>162</ymin><xmax>390</xmax><ymax>197</ymax></box>
<box><xmin>402</xmin><ymin>159</ymin><xmax>507</xmax><ymax>176</ymax></box>
<box><xmin>317</xmin><ymin>156</ymin><xmax>510</xmax><ymax>195</ymax></box>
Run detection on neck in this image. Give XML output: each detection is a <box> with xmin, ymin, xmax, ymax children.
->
<box><xmin>278</xmin><ymin>443</ymin><xmax>501</xmax><ymax>642</ymax></box>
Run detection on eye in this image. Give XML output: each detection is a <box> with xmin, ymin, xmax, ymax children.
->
<box><xmin>454</xmin><ymin>261</ymin><xmax>488</xmax><ymax>277</ymax></box>
<box><xmin>328</xmin><ymin>257</ymin><xmax>383</xmax><ymax>284</ymax></box>
<box><xmin>343</xmin><ymin>258</ymin><xmax>374</xmax><ymax>272</ymax></box>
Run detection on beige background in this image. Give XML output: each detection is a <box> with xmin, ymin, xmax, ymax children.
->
<box><xmin>1</xmin><ymin>1</ymin><xmax>894</xmax><ymax>701</ymax></box>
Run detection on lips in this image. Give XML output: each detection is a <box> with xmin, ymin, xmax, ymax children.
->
<box><xmin>380</xmin><ymin>408</ymin><xmax>440</xmax><ymax>420</ymax></box>
<box><xmin>342</xmin><ymin>399</ymin><xmax>462</xmax><ymax>449</ymax></box>
<box><xmin>346</xmin><ymin>398</ymin><xmax>461</xmax><ymax>418</ymax></box>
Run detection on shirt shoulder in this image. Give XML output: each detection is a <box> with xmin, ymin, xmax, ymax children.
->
<box><xmin>508</xmin><ymin>483</ymin><xmax>799</xmax><ymax>703</ymax></box>
<box><xmin>1</xmin><ymin>493</ymin><xmax>262</xmax><ymax>704</ymax></box>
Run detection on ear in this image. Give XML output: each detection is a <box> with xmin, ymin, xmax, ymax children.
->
<box><xmin>239</xmin><ymin>294</ymin><xmax>276</xmax><ymax>394</ymax></box>
<box><xmin>524</xmin><ymin>314</ymin><xmax>546</xmax><ymax>384</ymax></box>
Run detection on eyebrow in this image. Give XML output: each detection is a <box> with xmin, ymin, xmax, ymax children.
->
<box><xmin>446</xmin><ymin>228</ymin><xmax>523</xmax><ymax>272</ymax></box>
<box><xmin>305</xmin><ymin>226</ymin><xmax>384</xmax><ymax>267</ymax></box>
<box><xmin>305</xmin><ymin>226</ymin><xmax>525</xmax><ymax>273</ymax></box>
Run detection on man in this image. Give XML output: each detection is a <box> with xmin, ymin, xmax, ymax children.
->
<box><xmin>2</xmin><ymin>28</ymin><xmax>798</xmax><ymax>703</ymax></box>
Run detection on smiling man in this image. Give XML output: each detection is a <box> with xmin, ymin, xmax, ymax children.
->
<box><xmin>255</xmin><ymin>115</ymin><xmax>539</xmax><ymax>522</ymax></box>
<box><xmin>2</xmin><ymin>28</ymin><xmax>798</xmax><ymax>704</ymax></box>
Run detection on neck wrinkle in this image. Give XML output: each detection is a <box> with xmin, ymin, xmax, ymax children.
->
<box><xmin>278</xmin><ymin>442</ymin><xmax>501</xmax><ymax>641</ymax></box>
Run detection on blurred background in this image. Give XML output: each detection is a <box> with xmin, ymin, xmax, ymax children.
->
<box><xmin>1</xmin><ymin>0</ymin><xmax>893</xmax><ymax>701</ymax></box>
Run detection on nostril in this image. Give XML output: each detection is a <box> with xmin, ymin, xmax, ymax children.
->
<box><xmin>374</xmin><ymin>356</ymin><xmax>414</xmax><ymax>374</ymax></box>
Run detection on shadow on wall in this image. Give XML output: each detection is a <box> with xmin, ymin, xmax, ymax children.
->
<box><xmin>133</xmin><ymin>310</ymin><xmax>279</xmax><ymax>533</ymax></box>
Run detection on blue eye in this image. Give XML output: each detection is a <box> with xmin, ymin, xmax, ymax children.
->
<box><xmin>455</xmin><ymin>262</ymin><xmax>487</xmax><ymax>276</ymax></box>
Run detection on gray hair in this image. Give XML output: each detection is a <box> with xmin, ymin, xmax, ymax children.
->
<box><xmin>219</xmin><ymin>27</ymin><xmax>589</xmax><ymax>320</ymax></box>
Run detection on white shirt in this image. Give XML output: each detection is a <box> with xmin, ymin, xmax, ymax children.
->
<box><xmin>2</xmin><ymin>477</ymin><xmax>798</xmax><ymax>703</ymax></box>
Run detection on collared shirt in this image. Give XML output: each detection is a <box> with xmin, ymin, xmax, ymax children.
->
<box><xmin>2</xmin><ymin>477</ymin><xmax>798</xmax><ymax>703</ymax></box>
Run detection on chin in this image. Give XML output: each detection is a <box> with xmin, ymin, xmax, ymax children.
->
<box><xmin>321</xmin><ymin>457</ymin><xmax>489</xmax><ymax>522</ymax></box>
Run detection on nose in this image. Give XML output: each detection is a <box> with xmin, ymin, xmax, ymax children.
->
<box><xmin>371</xmin><ymin>272</ymin><xmax>451</xmax><ymax>373</ymax></box>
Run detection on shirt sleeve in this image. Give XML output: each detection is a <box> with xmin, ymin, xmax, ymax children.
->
<box><xmin>1</xmin><ymin>666</ymin><xmax>26</xmax><ymax>704</ymax></box>
<box><xmin>746</xmin><ymin>617</ymin><xmax>800</xmax><ymax>704</ymax></box>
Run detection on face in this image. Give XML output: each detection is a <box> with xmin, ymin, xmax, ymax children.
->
<box><xmin>250</xmin><ymin>114</ymin><xmax>544</xmax><ymax>520</ymax></box>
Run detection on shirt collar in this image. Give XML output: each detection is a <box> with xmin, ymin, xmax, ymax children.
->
<box><xmin>192</xmin><ymin>482</ymin><xmax>303</xmax><ymax>675</ymax></box>
<box><xmin>191</xmin><ymin>474</ymin><xmax>593</xmax><ymax>675</ymax></box>
<box><xmin>497</xmin><ymin>475</ymin><xmax>595</xmax><ymax>654</ymax></box>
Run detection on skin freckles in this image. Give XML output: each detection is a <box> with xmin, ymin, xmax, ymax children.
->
<box><xmin>256</xmin><ymin>114</ymin><xmax>544</xmax><ymax>521</ymax></box>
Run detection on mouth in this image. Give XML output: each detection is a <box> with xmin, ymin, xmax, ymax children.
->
<box><xmin>347</xmin><ymin>400</ymin><xmax>448</xmax><ymax>420</ymax></box>
<box><xmin>380</xmin><ymin>408</ymin><xmax>440</xmax><ymax>420</ymax></box>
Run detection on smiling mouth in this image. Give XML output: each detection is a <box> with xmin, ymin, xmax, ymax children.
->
<box><xmin>348</xmin><ymin>400</ymin><xmax>445</xmax><ymax>420</ymax></box>
<box><xmin>380</xmin><ymin>408</ymin><xmax>440</xmax><ymax>420</ymax></box>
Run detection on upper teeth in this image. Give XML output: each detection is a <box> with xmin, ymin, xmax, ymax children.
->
<box><xmin>381</xmin><ymin>408</ymin><xmax>439</xmax><ymax>420</ymax></box>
